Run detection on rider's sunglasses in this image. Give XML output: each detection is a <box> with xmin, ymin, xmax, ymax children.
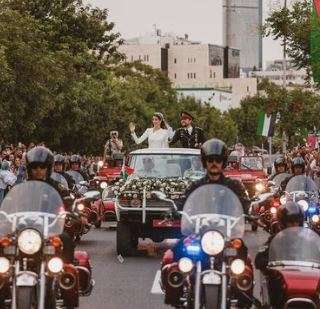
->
<box><xmin>29</xmin><ymin>162</ymin><xmax>47</xmax><ymax>170</ymax></box>
<box><xmin>205</xmin><ymin>155</ymin><xmax>224</xmax><ymax>164</ymax></box>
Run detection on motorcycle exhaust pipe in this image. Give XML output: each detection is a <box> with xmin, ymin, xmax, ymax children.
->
<box><xmin>59</xmin><ymin>272</ymin><xmax>77</xmax><ymax>290</ymax></box>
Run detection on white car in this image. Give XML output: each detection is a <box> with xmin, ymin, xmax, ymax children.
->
<box><xmin>115</xmin><ymin>148</ymin><xmax>203</xmax><ymax>256</ymax></box>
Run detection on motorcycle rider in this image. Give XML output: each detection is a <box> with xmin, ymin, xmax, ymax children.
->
<box><xmin>69</xmin><ymin>154</ymin><xmax>90</xmax><ymax>181</ymax></box>
<box><xmin>255</xmin><ymin>201</ymin><xmax>304</xmax><ymax>308</ymax></box>
<box><xmin>269</xmin><ymin>156</ymin><xmax>288</xmax><ymax>181</ymax></box>
<box><xmin>54</xmin><ymin>154</ymin><xmax>75</xmax><ymax>189</ymax></box>
<box><xmin>162</xmin><ymin>138</ymin><xmax>251</xmax><ymax>307</ymax></box>
<box><xmin>280</xmin><ymin>156</ymin><xmax>305</xmax><ymax>191</ymax></box>
<box><xmin>26</xmin><ymin>146</ymin><xmax>75</xmax><ymax>263</ymax></box>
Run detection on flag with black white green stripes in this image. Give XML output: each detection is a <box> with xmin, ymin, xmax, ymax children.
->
<box><xmin>257</xmin><ymin>112</ymin><xmax>276</xmax><ymax>137</ymax></box>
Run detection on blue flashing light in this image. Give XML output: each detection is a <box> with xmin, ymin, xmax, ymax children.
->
<box><xmin>186</xmin><ymin>244</ymin><xmax>201</xmax><ymax>256</ymax></box>
<box><xmin>308</xmin><ymin>207</ymin><xmax>317</xmax><ymax>214</ymax></box>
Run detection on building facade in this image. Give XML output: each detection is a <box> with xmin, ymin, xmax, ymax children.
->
<box><xmin>223</xmin><ymin>0</ymin><xmax>263</xmax><ymax>71</ymax></box>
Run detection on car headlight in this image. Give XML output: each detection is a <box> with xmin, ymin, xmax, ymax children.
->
<box><xmin>298</xmin><ymin>200</ymin><xmax>309</xmax><ymax>211</ymax></box>
<box><xmin>48</xmin><ymin>257</ymin><xmax>63</xmax><ymax>273</ymax></box>
<box><xmin>100</xmin><ymin>182</ymin><xmax>108</xmax><ymax>189</ymax></box>
<box><xmin>0</xmin><ymin>257</ymin><xmax>10</xmax><ymax>273</ymax></box>
<box><xmin>230</xmin><ymin>259</ymin><xmax>245</xmax><ymax>275</ymax></box>
<box><xmin>255</xmin><ymin>182</ymin><xmax>265</xmax><ymax>192</ymax></box>
<box><xmin>178</xmin><ymin>257</ymin><xmax>193</xmax><ymax>273</ymax></box>
<box><xmin>201</xmin><ymin>231</ymin><xmax>225</xmax><ymax>256</ymax></box>
<box><xmin>77</xmin><ymin>203</ymin><xmax>85</xmax><ymax>211</ymax></box>
<box><xmin>98</xmin><ymin>161</ymin><xmax>104</xmax><ymax>168</ymax></box>
<box><xmin>18</xmin><ymin>229</ymin><xmax>42</xmax><ymax>255</ymax></box>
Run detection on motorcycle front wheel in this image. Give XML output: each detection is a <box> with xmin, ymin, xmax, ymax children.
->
<box><xmin>16</xmin><ymin>286</ymin><xmax>36</xmax><ymax>309</ymax></box>
<box><xmin>203</xmin><ymin>285</ymin><xmax>219</xmax><ymax>308</ymax></box>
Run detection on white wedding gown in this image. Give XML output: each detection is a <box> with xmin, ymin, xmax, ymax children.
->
<box><xmin>131</xmin><ymin>128</ymin><xmax>174</xmax><ymax>148</ymax></box>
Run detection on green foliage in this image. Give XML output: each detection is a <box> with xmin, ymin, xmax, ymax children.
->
<box><xmin>263</xmin><ymin>0</ymin><xmax>313</xmax><ymax>82</ymax></box>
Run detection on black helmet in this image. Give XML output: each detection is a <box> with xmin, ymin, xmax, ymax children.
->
<box><xmin>201</xmin><ymin>138</ymin><xmax>228</xmax><ymax>168</ymax></box>
<box><xmin>54</xmin><ymin>154</ymin><xmax>65</xmax><ymax>164</ymax></box>
<box><xmin>278</xmin><ymin>201</ymin><xmax>304</xmax><ymax>228</ymax></box>
<box><xmin>70</xmin><ymin>155</ymin><xmax>81</xmax><ymax>164</ymax></box>
<box><xmin>26</xmin><ymin>146</ymin><xmax>54</xmax><ymax>180</ymax></box>
<box><xmin>291</xmin><ymin>156</ymin><xmax>305</xmax><ymax>173</ymax></box>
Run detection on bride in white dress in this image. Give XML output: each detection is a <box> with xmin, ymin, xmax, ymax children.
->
<box><xmin>129</xmin><ymin>113</ymin><xmax>174</xmax><ymax>148</ymax></box>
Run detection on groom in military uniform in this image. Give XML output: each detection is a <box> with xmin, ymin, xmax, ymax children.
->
<box><xmin>170</xmin><ymin>111</ymin><xmax>205</xmax><ymax>149</ymax></box>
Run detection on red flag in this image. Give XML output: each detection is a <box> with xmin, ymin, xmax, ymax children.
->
<box><xmin>314</xmin><ymin>0</ymin><xmax>320</xmax><ymax>17</ymax></box>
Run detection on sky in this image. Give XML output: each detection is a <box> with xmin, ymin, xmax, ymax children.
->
<box><xmin>88</xmin><ymin>0</ymin><xmax>285</xmax><ymax>67</ymax></box>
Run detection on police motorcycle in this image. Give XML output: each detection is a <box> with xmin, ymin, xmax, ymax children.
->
<box><xmin>249</xmin><ymin>173</ymin><xmax>291</xmax><ymax>235</ymax></box>
<box><xmin>0</xmin><ymin>181</ymin><xmax>83</xmax><ymax>308</ymax></box>
<box><xmin>282</xmin><ymin>175</ymin><xmax>320</xmax><ymax>228</ymax></box>
<box><xmin>260</xmin><ymin>227</ymin><xmax>320</xmax><ymax>308</ymax></box>
<box><xmin>159</xmin><ymin>184</ymin><xmax>258</xmax><ymax>309</ymax></box>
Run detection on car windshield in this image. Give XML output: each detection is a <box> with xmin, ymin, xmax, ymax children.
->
<box><xmin>272</xmin><ymin>172</ymin><xmax>291</xmax><ymax>188</ymax></box>
<box><xmin>286</xmin><ymin>175</ymin><xmax>318</xmax><ymax>194</ymax></box>
<box><xmin>129</xmin><ymin>153</ymin><xmax>204</xmax><ymax>179</ymax></box>
<box><xmin>51</xmin><ymin>172</ymin><xmax>69</xmax><ymax>188</ymax></box>
<box><xmin>240</xmin><ymin>157</ymin><xmax>263</xmax><ymax>170</ymax></box>
<box><xmin>0</xmin><ymin>181</ymin><xmax>65</xmax><ymax>237</ymax></box>
<box><xmin>269</xmin><ymin>227</ymin><xmax>320</xmax><ymax>267</ymax></box>
<box><xmin>66</xmin><ymin>170</ymin><xmax>84</xmax><ymax>184</ymax></box>
<box><xmin>181</xmin><ymin>184</ymin><xmax>244</xmax><ymax>238</ymax></box>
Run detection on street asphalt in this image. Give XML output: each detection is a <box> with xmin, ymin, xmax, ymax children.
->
<box><xmin>79</xmin><ymin>224</ymin><xmax>268</xmax><ymax>309</ymax></box>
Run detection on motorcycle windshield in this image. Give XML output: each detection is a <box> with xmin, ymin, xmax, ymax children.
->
<box><xmin>269</xmin><ymin>227</ymin><xmax>320</xmax><ymax>267</ymax></box>
<box><xmin>272</xmin><ymin>173</ymin><xmax>291</xmax><ymax>188</ymax></box>
<box><xmin>0</xmin><ymin>181</ymin><xmax>65</xmax><ymax>237</ymax></box>
<box><xmin>181</xmin><ymin>184</ymin><xmax>244</xmax><ymax>238</ymax></box>
<box><xmin>51</xmin><ymin>172</ymin><xmax>69</xmax><ymax>189</ymax></box>
<box><xmin>286</xmin><ymin>175</ymin><xmax>318</xmax><ymax>194</ymax></box>
<box><xmin>66</xmin><ymin>171</ymin><xmax>84</xmax><ymax>184</ymax></box>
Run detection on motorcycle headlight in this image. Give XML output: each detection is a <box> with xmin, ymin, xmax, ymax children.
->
<box><xmin>0</xmin><ymin>257</ymin><xmax>10</xmax><ymax>273</ymax></box>
<box><xmin>201</xmin><ymin>231</ymin><xmax>225</xmax><ymax>256</ymax></box>
<box><xmin>48</xmin><ymin>257</ymin><xmax>63</xmax><ymax>274</ymax></box>
<box><xmin>255</xmin><ymin>182</ymin><xmax>265</xmax><ymax>192</ymax></box>
<box><xmin>230</xmin><ymin>259</ymin><xmax>245</xmax><ymax>275</ymax></box>
<box><xmin>270</xmin><ymin>207</ymin><xmax>277</xmax><ymax>214</ymax></box>
<box><xmin>280</xmin><ymin>195</ymin><xmax>286</xmax><ymax>205</ymax></box>
<box><xmin>98</xmin><ymin>161</ymin><xmax>104</xmax><ymax>168</ymax></box>
<box><xmin>178</xmin><ymin>257</ymin><xmax>193</xmax><ymax>273</ymax></box>
<box><xmin>100</xmin><ymin>182</ymin><xmax>108</xmax><ymax>189</ymax></box>
<box><xmin>18</xmin><ymin>229</ymin><xmax>42</xmax><ymax>255</ymax></box>
<box><xmin>312</xmin><ymin>215</ymin><xmax>320</xmax><ymax>223</ymax></box>
<box><xmin>77</xmin><ymin>203</ymin><xmax>85</xmax><ymax>211</ymax></box>
<box><xmin>298</xmin><ymin>200</ymin><xmax>309</xmax><ymax>212</ymax></box>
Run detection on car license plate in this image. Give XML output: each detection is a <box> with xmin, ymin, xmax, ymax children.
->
<box><xmin>202</xmin><ymin>272</ymin><xmax>221</xmax><ymax>285</ymax></box>
<box><xmin>153</xmin><ymin>219</ymin><xmax>180</xmax><ymax>228</ymax></box>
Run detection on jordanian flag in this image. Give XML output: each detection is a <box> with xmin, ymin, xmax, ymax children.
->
<box><xmin>257</xmin><ymin>112</ymin><xmax>276</xmax><ymax>137</ymax></box>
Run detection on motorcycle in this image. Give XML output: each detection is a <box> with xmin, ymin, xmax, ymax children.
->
<box><xmin>260</xmin><ymin>226</ymin><xmax>320</xmax><ymax>308</ymax></box>
<box><xmin>158</xmin><ymin>184</ymin><xmax>257</xmax><ymax>309</ymax></box>
<box><xmin>0</xmin><ymin>181</ymin><xmax>80</xmax><ymax>308</ymax></box>
<box><xmin>282</xmin><ymin>175</ymin><xmax>320</xmax><ymax>229</ymax></box>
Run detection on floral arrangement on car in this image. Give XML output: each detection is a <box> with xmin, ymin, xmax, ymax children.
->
<box><xmin>112</xmin><ymin>177</ymin><xmax>191</xmax><ymax>202</ymax></box>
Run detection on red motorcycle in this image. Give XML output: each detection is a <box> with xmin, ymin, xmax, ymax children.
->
<box><xmin>260</xmin><ymin>226</ymin><xmax>320</xmax><ymax>308</ymax></box>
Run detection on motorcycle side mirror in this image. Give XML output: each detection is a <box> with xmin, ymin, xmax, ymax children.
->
<box><xmin>83</xmin><ymin>190</ymin><xmax>101</xmax><ymax>201</ymax></box>
<box><xmin>268</xmin><ymin>181</ymin><xmax>276</xmax><ymax>187</ymax></box>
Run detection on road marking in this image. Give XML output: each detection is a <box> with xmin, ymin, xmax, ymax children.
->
<box><xmin>150</xmin><ymin>270</ymin><xmax>164</xmax><ymax>295</ymax></box>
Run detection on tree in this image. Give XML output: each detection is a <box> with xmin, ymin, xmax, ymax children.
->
<box><xmin>263</xmin><ymin>0</ymin><xmax>313</xmax><ymax>82</ymax></box>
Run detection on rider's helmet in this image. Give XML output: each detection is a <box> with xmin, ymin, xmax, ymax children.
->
<box><xmin>54</xmin><ymin>154</ymin><xmax>66</xmax><ymax>169</ymax></box>
<box><xmin>278</xmin><ymin>201</ymin><xmax>304</xmax><ymax>228</ymax></box>
<box><xmin>291</xmin><ymin>156</ymin><xmax>305</xmax><ymax>174</ymax></box>
<box><xmin>274</xmin><ymin>156</ymin><xmax>287</xmax><ymax>173</ymax></box>
<box><xmin>69</xmin><ymin>155</ymin><xmax>82</xmax><ymax>169</ymax></box>
<box><xmin>201</xmin><ymin>138</ymin><xmax>228</xmax><ymax>168</ymax></box>
<box><xmin>26</xmin><ymin>146</ymin><xmax>54</xmax><ymax>180</ymax></box>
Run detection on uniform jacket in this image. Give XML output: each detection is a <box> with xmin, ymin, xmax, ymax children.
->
<box><xmin>170</xmin><ymin>125</ymin><xmax>205</xmax><ymax>149</ymax></box>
